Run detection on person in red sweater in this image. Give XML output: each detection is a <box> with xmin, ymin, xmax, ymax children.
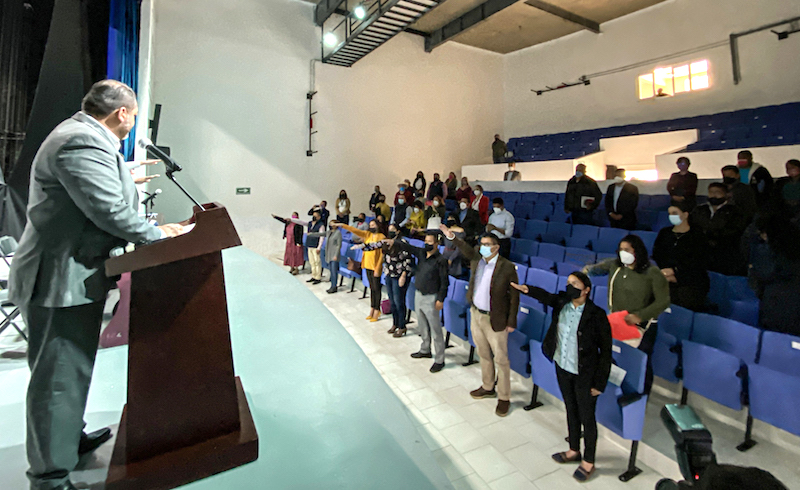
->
<box><xmin>471</xmin><ymin>185</ymin><xmax>490</xmax><ymax>224</ymax></box>
<box><xmin>394</xmin><ymin>181</ymin><xmax>414</xmax><ymax>206</ymax></box>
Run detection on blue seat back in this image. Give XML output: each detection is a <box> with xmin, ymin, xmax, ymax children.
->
<box><xmin>528</xmin><ymin>256</ymin><xmax>554</xmax><ymax>272</ymax></box>
<box><xmin>592</xmin><ymin>286</ymin><xmax>609</xmax><ymax>312</ymax></box>
<box><xmin>522</xmin><ymin>220</ymin><xmax>548</xmax><ymax>240</ymax></box>
<box><xmin>556</xmin><ymin>262</ymin><xmax>581</xmax><ymax>277</ymax></box>
<box><xmin>689</xmin><ymin>313</ymin><xmax>760</xmax><ymax>363</ymax></box>
<box><xmin>556</xmin><ymin>275</ymin><xmax>569</xmax><ymax>293</ymax></box>
<box><xmin>525</xmin><ymin>268</ymin><xmax>558</xmax><ymax>292</ymax></box>
<box><xmin>595</xmin><ymin>228</ymin><xmax>628</xmax><ymax>254</ymax></box>
<box><xmin>451</xmin><ymin>279</ymin><xmax>469</xmax><ymax>305</ymax></box>
<box><xmin>537</xmin><ymin>243</ymin><xmax>565</xmax><ymax>263</ymax></box>
<box><xmin>758</xmin><ymin>331</ymin><xmax>800</xmax><ymax>377</ymax></box>
<box><xmin>509</xmin><ymin>252</ymin><xmax>529</xmax><ymax>266</ymax></box>
<box><xmin>515</xmin><ymin>239</ymin><xmax>539</xmax><ymax>257</ymax></box>
<box><xmin>658</xmin><ymin>304</ymin><xmax>694</xmax><ymax>340</ymax></box>
<box><xmin>630</xmin><ymin>230</ymin><xmax>657</xmax><ymax>255</ymax></box>
<box><xmin>612</xmin><ymin>340</ymin><xmax>648</xmax><ymax>394</ymax></box>
<box><xmin>569</xmin><ymin>225</ymin><xmax>599</xmax><ymax>249</ymax></box>
<box><xmin>512</xmin><ymin>263</ymin><xmax>528</xmax><ymax>283</ymax></box>
<box><xmin>542</xmin><ymin>222</ymin><xmax>571</xmax><ymax>244</ymax></box>
<box><xmin>564</xmin><ymin>247</ymin><xmax>596</xmax><ymax>265</ymax></box>
<box><xmin>531</xmin><ymin>203</ymin><xmax>553</xmax><ymax>221</ymax></box>
<box><xmin>516</xmin><ymin>305</ymin><xmax>547</xmax><ymax>341</ymax></box>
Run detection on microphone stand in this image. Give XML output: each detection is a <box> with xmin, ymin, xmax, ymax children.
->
<box><xmin>141</xmin><ymin>191</ymin><xmax>157</xmax><ymax>220</ymax></box>
<box><xmin>165</xmin><ymin>165</ymin><xmax>205</xmax><ymax>211</ymax></box>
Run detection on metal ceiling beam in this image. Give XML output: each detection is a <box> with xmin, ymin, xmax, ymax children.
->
<box><xmin>523</xmin><ymin>0</ymin><xmax>600</xmax><ymax>33</ymax></box>
<box><xmin>425</xmin><ymin>0</ymin><xmax>518</xmax><ymax>52</ymax></box>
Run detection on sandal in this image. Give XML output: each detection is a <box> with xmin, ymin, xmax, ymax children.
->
<box><xmin>551</xmin><ymin>451</ymin><xmax>581</xmax><ymax>464</ymax></box>
<box><xmin>393</xmin><ymin>327</ymin><xmax>407</xmax><ymax>337</ymax></box>
<box><xmin>573</xmin><ymin>464</ymin><xmax>595</xmax><ymax>482</ymax></box>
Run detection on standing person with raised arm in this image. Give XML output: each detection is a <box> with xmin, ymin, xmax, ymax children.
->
<box><xmin>440</xmin><ymin>224</ymin><xmax>520</xmax><ymax>416</ymax></box>
<box><xmin>331</xmin><ymin>220</ymin><xmax>385</xmax><ymax>321</ymax></box>
<box><xmin>8</xmin><ymin>80</ymin><xmax>185</xmax><ymax>490</ymax></box>
<box><xmin>510</xmin><ymin>272</ymin><xmax>612</xmax><ymax>482</ymax></box>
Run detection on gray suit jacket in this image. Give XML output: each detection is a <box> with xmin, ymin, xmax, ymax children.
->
<box><xmin>9</xmin><ymin>112</ymin><xmax>162</xmax><ymax>308</ymax></box>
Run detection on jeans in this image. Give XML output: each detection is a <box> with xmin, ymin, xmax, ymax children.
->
<box><xmin>385</xmin><ymin>276</ymin><xmax>408</xmax><ymax>328</ymax></box>
<box><xmin>329</xmin><ymin>263</ymin><xmax>339</xmax><ymax>290</ymax></box>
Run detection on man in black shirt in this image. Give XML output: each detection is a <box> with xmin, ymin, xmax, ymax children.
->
<box><xmin>691</xmin><ymin>183</ymin><xmax>747</xmax><ymax>276</ymax></box>
<box><xmin>721</xmin><ymin>165</ymin><xmax>757</xmax><ymax>224</ymax></box>
<box><xmin>564</xmin><ymin>164</ymin><xmax>602</xmax><ymax>225</ymax></box>
<box><xmin>390</xmin><ymin>232</ymin><xmax>450</xmax><ymax>373</ymax></box>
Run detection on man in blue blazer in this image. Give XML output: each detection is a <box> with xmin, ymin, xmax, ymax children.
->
<box><xmin>9</xmin><ymin>80</ymin><xmax>184</xmax><ymax>490</ymax></box>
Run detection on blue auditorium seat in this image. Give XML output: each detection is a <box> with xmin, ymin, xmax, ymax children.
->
<box><xmin>508</xmin><ymin>306</ymin><xmax>547</xmax><ymax>378</ymax></box>
<box><xmin>596</xmin><ymin>252</ymin><xmax>617</xmax><ymax>262</ymax></box>
<box><xmin>528</xmin><ymin>337</ymin><xmax>563</xmax><ymax>404</ymax></box>
<box><xmin>525</xmin><ymin>268</ymin><xmax>558</xmax><ymax>293</ymax></box>
<box><xmin>515</xmin><ymin>203</ymin><xmax>533</xmax><ymax>220</ymax></box>
<box><xmin>512</xmin><ymin>263</ymin><xmax>528</xmax><ymax>283</ymax></box>
<box><xmin>630</xmin><ymin>230</ymin><xmax>657</xmax><ymax>255</ymax></box>
<box><xmin>595</xmin><ymin>228</ymin><xmax>628</xmax><ymax>254</ymax></box>
<box><xmin>509</xmin><ymin>252</ymin><xmax>529</xmax><ymax>266</ymax></box>
<box><xmin>567</xmin><ymin>225</ymin><xmax>599</xmax><ymax>249</ymax></box>
<box><xmin>522</xmin><ymin>220</ymin><xmax>548</xmax><ymax>241</ymax></box>
<box><xmin>530</xmin><ymin>203</ymin><xmax>553</xmax><ymax>221</ymax></box>
<box><xmin>541</xmin><ymin>222</ymin><xmax>570</xmax><ymax>244</ymax></box>
<box><xmin>648</xmin><ymin>195</ymin><xmax>671</xmax><ymax>210</ymax></box>
<box><xmin>748</xmin><ymin>332</ymin><xmax>800</xmax><ymax>438</ymax></box>
<box><xmin>564</xmin><ymin>247</ymin><xmax>596</xmax><ymax>266</ymax></box>
<box><xmin>592</xmin><ymin>286</ymin><xmax>609</xmax><ymax>312</ymax></box>
<box><xmin>555</xmin><ymin>262</ymin><xmax>581</xmax><ymax>277</ymax></box>
<box><xmin>537</xmin><ymin>243</ymin><xmax>566</xmax><ymax>264</ymax></box>
<box><xmin>550</xmin><ymin>208</ymin><xmax>571</xmax><ymax>224</ymax></box>
<box><xmin>443</xmin><ymin>279</ymin><xmax>470</xmax><ymax>342</ymax></box>
<box><xmin>513</xmin><ymin>219</ymin><xmax>527</xmax><ymax>239</ymax></box>
<box><xmin>514</xmin><ymin>239</ymin><xmax>538</xmax><ymax>258</ymax></box>
<box><xmin>682</xmin><ymin>314</ymin><xmax>760</xmax><ymax>410</ymax></box>
<box><xmin>636</xmin><ymin>210</ymin><xmax>658</xmax><ymax>231</ymax></box>
<box><xmin>652</xmin><ymin>305</ymin><xmax>694</xmax><ymax>383</ymax></box>
<box><xmin>528</xmin><ymin>256</ymin><xmax>554</xmax><ymax>272</ymax></box>
<box><xmin>521</xmin><ymin>192</ymin><xmax>538</xmax><ymax>202</ymax></box>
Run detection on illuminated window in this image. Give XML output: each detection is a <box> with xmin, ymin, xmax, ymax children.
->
<box><xmin>638</xmin><ymin>59</ymin><xmax>710</xmax><ymax>100</ymax></box>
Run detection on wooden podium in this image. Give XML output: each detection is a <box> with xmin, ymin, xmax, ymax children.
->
<box><xmin>104</xmin><ymin>203</ymin><xmax>258</xmax><ymax>490</ymax></box>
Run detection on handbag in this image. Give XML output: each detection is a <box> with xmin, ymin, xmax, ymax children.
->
<box><xmin>347</xmin><ymin>258</ymin><xmax>362</xmax><ymax>274</ymax></box>
<box><xmin>380</xmin><ymin>299</ymin><xmax>392</xmax><ymax>315</ymax></box>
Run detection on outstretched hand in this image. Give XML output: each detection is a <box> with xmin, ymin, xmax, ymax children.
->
<box><xmin>438</xmin><ymin>223</ymin><xmax>454</xmax><ymax>239</ymax></box>
<box><xmin>510</xmin><ymin>282</ymin><xmax>529</xmax><ymax>294</ymax></box>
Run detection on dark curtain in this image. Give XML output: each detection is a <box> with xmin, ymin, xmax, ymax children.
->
<box><xmin>107</xmin><ymin>0</ymin><xmax>140</xmax><ymax>161</ymax></box>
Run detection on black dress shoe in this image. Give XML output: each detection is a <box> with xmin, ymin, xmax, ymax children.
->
<box><xmin>54</xmin><ymin>482</ymin><xmax>78</xmax><ymax>490</ymax></box>
<box><xmin>410</xmin><ymin>351</ymin><xmax>433</xmax><ymax>359</ymax></box>
<box><xmin>78</xmin><ymin>427</ymin><xmax>112</xmax><ymax>455</ymax></box>
<box><xmin>306</xmin><ymin>278</ymin><xmax>316</xmax><ymax>283</ymax></box>
<box><xmin>326</xmin><ymin>288</ymin><xmax>338</xmax><ymax>294</ymax></box>
<box><xmin>311</xmin><ymin>279</ymin><xmax>322</xmax><ymax>284</ymax></box>
<box><xmin>430</xmin><ymin>362</ymin><xmax>445</xmax><ymax>373</ymax></box>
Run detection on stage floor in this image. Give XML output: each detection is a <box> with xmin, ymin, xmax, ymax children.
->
<box><xmin>0</xmin><ymin>246</ymin><xmax>453</xmax><ymax>489</ymax></box>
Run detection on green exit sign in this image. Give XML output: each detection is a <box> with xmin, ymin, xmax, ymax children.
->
<box><xmin>236</xmin><ymin>187</ymin><xmax>251</xmax><ymax>195</ymax></box>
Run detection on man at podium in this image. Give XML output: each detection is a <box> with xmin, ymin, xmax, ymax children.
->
<box><xmin>8</xmin><ymin>80</ymin><xmax>184</xmax><ymax>490</ymax></box>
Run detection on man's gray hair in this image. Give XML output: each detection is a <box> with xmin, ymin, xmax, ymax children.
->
<box><xmin>81</xmin><ymin>79</ymin><xmax>137</xmax><ymax>117</ymax></box>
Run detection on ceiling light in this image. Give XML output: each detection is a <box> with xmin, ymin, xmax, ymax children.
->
<box><xmin>323</xmin><ymin>32</ymin><xmax>337</xmax><ymax>47</ymax></box>
<box><xmin>353</xmin><ymin>5</ymin><xmax>366</xmax><ymax>19</ymax></box>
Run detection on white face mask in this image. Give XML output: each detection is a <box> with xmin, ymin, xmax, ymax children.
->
<box><xmin>614</xmin><ymin>176</ymin><xmax>624</xmax><ymax>184</ymax></box>
<box><xmin>493</xmin><ymin>207</ymin><xmax>502</xmax><ymax>214</ymax></box>
<box><xmin>474</xmin><ymin>190</ymin><xmax>481</xmax><ymax>196</ymax></box>
<box><xmin>398</xmin><ymin>198</ymin><xmax>405</xmax><ymax>205</ymax></box>
<box><xmin>459</xmin><ymin>202</ymin><xmax>468</xmax><ymax>210</ymax></box>
<box><xmin>669</xmin><ymin>215</ymin><xmax>683</xmax><ymax>226</ymax></box>
<box><xmin>619</xmin><ymin>250</ymin><xmax>635</xmax><ymax>265</ymax></box>
<box><xmin>433</xmin><ymin>200</ymin><xmax>439</xmax><ymax>207</ymax></box>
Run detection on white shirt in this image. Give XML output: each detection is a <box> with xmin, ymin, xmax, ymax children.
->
<box><xmin>613</xmin><ymin>184</ymin><xmax>624</xmax><ymax>212</ymax></box>
<box><xmin>473</xmin><ymin>254</ymin><xmax>498</xmax><ymax>311</ymax></box>
<box><xmin>488</xmin><ymin>209</ymin><xmax>515</xmax><ymax>239</ymax></box>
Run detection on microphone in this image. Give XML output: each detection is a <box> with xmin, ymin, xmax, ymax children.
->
<box><xmin>137</xmin><ymin>137</ymin><xmax>182</xmax><ymax>172</ymax></box>
<box><xmin>142</xmin><ymin>188</ymin><xmax>162</xmax><ymax>206</ymax></box>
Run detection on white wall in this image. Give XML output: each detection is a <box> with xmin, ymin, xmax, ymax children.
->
<box><xmin>504</xmin><ymin>0</ymin><xmax>800</xmax><ymax>138</ymax></box>
<box><xmin>656</xmin><ymin>145</ymin><xmax>800</xmax><ymax>179</ymax></box>
<box><xmin>147</xmin><ymin>0</ymin><xmax>503</xmax><ymax>256</ymax></box>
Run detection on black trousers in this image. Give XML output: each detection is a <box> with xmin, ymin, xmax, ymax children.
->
<box><xmin>638</xmin><ymin>321</ymin><xmax>659</xmax><ymax>395</ymax></box>
<box><xmin>498</xmin><ymin>238</ymin><xmax>511</xmax><ymax>259</ymax></box>
<box><xmin>556</xmin><ymin>364</ymin><xmax>599</xmax><ymax>464</ymax></box>
<box><xmin>366</xmin><ymin>270</ymin><xmax>382</xmax><ymax>310</ymax></box>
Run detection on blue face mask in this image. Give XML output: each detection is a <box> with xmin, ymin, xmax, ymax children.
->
<box><xmin>479</xmin><ymin>245</ymin><xmax>493</xmax><ymax>258</ymax></box>
<box><xmin>576</xmin><ymin>171</ymin><xmax>584</xmax><ymax>178</ymax></box>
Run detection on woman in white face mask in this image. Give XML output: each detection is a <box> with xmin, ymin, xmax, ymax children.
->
<box><xmin>651</xmin><ymin>203</ymin><xmax>710</xmax><ymax>312</ymax></box>
<box><xmin>583</xmin><ymin>234</ymin><xmax>670</xmax><ymax>394</ymax></box>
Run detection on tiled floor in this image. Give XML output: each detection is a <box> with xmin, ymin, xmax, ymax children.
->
<box><xmin>283</xmin><ymin>262</ymin><xmax>676</xmax><ymax>489</ymax></box>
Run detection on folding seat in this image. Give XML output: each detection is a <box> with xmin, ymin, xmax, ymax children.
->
<box><xmin>541</xmin><ymin>222</ymin><xmax>571</xmax><ymax>244</ymax></box>
<box><xmin>636</xmin><ymin>210</ymin><xmax>657</xmax><ymax>231</ymax></box>
<box><xmin>567</xmin><ymin>225</ymin><xmax>599</xmax><ymax>250</ymax></box>
<box><xmin>513</xmin><ymin>219</ymin><xmax>527</xmax><ymax>238</ymax></box>
<box><xmin>682</xmin><ymin>314</ymin><xmax>760</xmax><ymax>411</ymax></box>
<box><xmin>637</xmin><ymin>195</ymin><xmax>652</xmax><ymax>209</ymax></box>
<box><xmin>407</xmin><ymin>238</ymin><xmax>424</xmax><ymax>248</ymax></box>
<box><xmin>530</xmin><ymin>203</ymin><xmax>553</xmax><ymax>221</ymax></box>
<box><xmin>509</xmin><ymin>252</ymin><xmax>529</xmax><ymax>266</ymax></box>
<box><xmin>521</xmin><ymin>192</ymin><xmax>538</xmax><ymax>202</ymax></box>
<box><xmin>514</xmin><ymin>239</ymin><xmax>538</xmax><ymax>258</ymax></box>
<box><xmin>528</xmin><ymin>256</ymin><xmax>554</xmax><ymax>272</ymax></box>
<box><xmin>595</xmin><ymin>341</ymin><xmax>650</xmax><ymax>481</ymax></box>
<box><xmin>405</xmin><ymin>277</ymin><xmax>416</xmax><ymax>322</ymax></box>
<box><xmin>652</xmin><ymin>305</ymin><xmax>694</xmax><ymax>383</ymax></box>
<box><xmin>720</xmin><ymin>299</ymin><xmax>759</xmax><ymax>327</ymax></box>
<box><xmin>508</xmin><ymin>305</ymin><xmax>547</xmax><ymax>378</ymax></box>
<box><xmin>444</xmin><ymin>279</ymin><xmax>470</xmax><ymax>344</ymax></box>
<box><xmin>338</xmin><ymin>245</ymin><xmax>361</xmax><ymax>292</ymax></box>
<box><xmin>512</xmin><ymin>264</ymin><xmax>528</xmax><ymax>284</ymax></box>
<box><xmin>522</xmin><ymin>220</ymin><xmax>548</xmax><ymax>241</ymax></box>
<box><xmin>556</xmin><ymin>262</ymin><xmax>581</xmax><ymax>277</ymax></box>
<box><xmin>648</xmin><ymin>195</ymin><xmax>672</xmax><ymax>210</ymax></box>
<box><xmin>564</xmin><ymin>247</ymin><xmax>596</xmax><ymax>266</ymax></box>
<box><xmin>595</xmin><ymin>228</ymin><xmax>628</xmax><ymax>254</ymax></box>
<box><xmin>515</xmin><ymin>203</ymin><xmax>534</xmax><ymax>221</ymax></box>
<box><xmin>630</xmin><ymin>230</ymin><xmax>657</xmax><ymax>256</ymax></box>
<box><xmin>726</xmin><ymin>275</ymin><xmax>757</xmax><ymax>301</ymax></box>
<box><xmin>596</xmin><ymin>252</ymin><xmax>616</xmax><ymax>262</ymax></box>
<box><xmin>525</xmin><ymin>268</ymin><xmax>558</xmax><ymax>293</ymax></box>
<box><xmin>556</xmin><ymin>275</ymin><xmax>569</xmax><ymax>293</ymax></box>
<box><xmin>537</xmin><ymin>243</ymin><xmax>566</xmax><ymax>264</ymax></box>
<box><xmin>527</xmin><ymin>337</ymin><xmax>563</xmax><ymax>407</ymax></box>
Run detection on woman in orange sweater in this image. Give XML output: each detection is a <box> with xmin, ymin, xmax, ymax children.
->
<box><xmin>332</xmin><ymin>220</ymin><xmax>386</xmax><ymax>321</ymax></box>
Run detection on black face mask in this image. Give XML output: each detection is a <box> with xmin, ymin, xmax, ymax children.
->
<box><xmin>447</xmin><ymin>220</ymin><xmax>457</xmax><ymax>227</ymax></box>
<box><xmin>708</xmin><ymin>197</ymin><xmax>726</xmax><ymax>206</ymax></box>
<box><xmin>424</xmin><ymin>243</ymin><xmax>435</xmax><ymax>252</ymax></box>
<box><xmin>369</xmin><ymin>227</ymin><xmax>378</xmax><ymax>233</ymax></box>
<box><xmin>565</xmin><ymin>284</ymin><xmax>582</xmax><ymax>300</ymax></box>
<box><xmin>387</xmin><ymin>231</ymin><xmax>397</xmax><ymax>238</ymax></box>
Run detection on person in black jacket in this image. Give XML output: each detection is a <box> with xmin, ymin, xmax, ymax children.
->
<box><xmin>773</xmin><ymin>159</ymin><xmax>800</xmax><ymax>221</ymax></box>
<box><xmin>737</xmin><ymin>150</ymin><xmax>773</xmax><ymax>208</ymax></box>
<box><xmin>511</xmin><ymin>271</ymin><xmax>612</xmax><ymax>482</ymax></box>
<box><xmin>368</xmin><ymin>185</ymin><xmax>384</xmax><ymax>212</ymax></box>
<box><xmin>652</xmin><ymin>202</ymin><xmax>709</xmax><ymax>311</ymax></box>
<box><xmin>565</xmin><ymin>164</ymin><xmax>602</xmax><ymax>225</ymax></box>
<box><xmin>667</xmin><ymin>157</ymin><xmax>698</xmax><ymax>210</ymax></box>
<box><xmin>605</xmin><ymin>168</ymin><xmax>639</xmax><ymax>230</ymax></box>
<box><xmin>691</xmin><ymin>183</ymin><xmax>747</xmax><ymax>276</ymax></box>
<box><xmin>456</xmin><ymin>197</ymin><xmax>483</xmax><ymax>244</ymax></box>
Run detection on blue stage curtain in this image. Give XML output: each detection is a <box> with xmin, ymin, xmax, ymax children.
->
<box><xmin>107</xmin><ymin>0</ymin><xmax>140</xmax><ymax>161</ymax></box>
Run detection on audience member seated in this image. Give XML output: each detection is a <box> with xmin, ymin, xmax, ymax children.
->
<box><xmin>374</xmin><ymin>194</ymin><xmax>391</xmax><ymax>222</ymax></box>
<box><xmin>492</xmin><ymin>133</ymin><xmax>507</xmax><ymax>163</ymax></box>
<box><xmin>773</xmin><ymin>159</ymin><xmax>800</xmax><ymax>221</ymax></box>
<box><xmin>722</xmin><ymin>165</ymin><xmax>757</xmax><ymax>224</ymax></box>
<box><xmin>584</xmin><ymin>234</ymin><xmax>669</xmax><ymax>393</ymax></box>
<box><xmin>425</xmin><ymin>196</ymin><xmax>447</xmax><ymax>224</ymax></box>
<box><xmin>472</xmin><ymin>185</ymin><xmax>490</xmax><ymax>224</ymax></box>
<box><xmin>487</xmin><ymin>197</ymin><xmax>515</xmax><ymax>259</ymax></box>
<box><xmin>747</xmin><ymin>206</ymin><xmax>800</xmax><ymax>336</ymax></box>
<box><xmin>455</xmin><ymin>177</ymin><xmax>473</xmax><ymax>203</ymax></box>
<box><xmin>308</xmin><ymin>200</ymin><xmax>330</xmax><ymax>226</ymax></box>
<box><xmin>272</xmin><ymin>212</ymin><xmax>305</xmax><ymax>275</ymax></box>
<box><xmin>457</xmin><ymin>197</ymin><xmax>483</xmax><ymax>243</ymax></box>
<box><xmin>504</xmin><ymin>162</ymin><xmax>521</xmax><ymax>181</ymax></box>
<box><xmin>369</xmin><ymin>185</ymin><xmax>384</xmax><ymax>212</ymax></box>
<box><xmin>691</xmin><ymin>183</ymin><xmax>747</xmax><ymax>276</ymax></box>
<box><xmin>335</xmin><ymin>189</ymin><xmax>351</xmax><ymax>224</ymax></box>
<box><xmin>652</xmin><ymin>202</ymin><xmax>709</xmax><ymax>311</ymax></box>
<box><xmin>667</xmin><ymin>157</ymin><xmax>698</xmax><ymax>210</ymax></box>
<box><xmin>445</xmin><ymin>172</ymin><xmax>458</xmax><ymax>200</ymax></box>
<box><xmin>737</xmin><ymin>150</ymin><xmax>773</xmax><ymax>208</ymax></box>
<box><xmin>413</xmin><ymin>171</ymin><xmax>427</xmax><ymax>197</ymax></box>
<box><xmin>406</xmin><ymin>200</ymin><xmax>428</xmax><ymax>237</ymax></box>
<box><xmin>605</xmin><ymin>168</ymin><xmax>639</xmax><ymax>230</ymax></box>
<box><xmin>394</xmin><ymin>181</ymin><xmax>413</xmax><ymax>206</ymax></box>
<box><xmin>427</xmin><ymin>173</ymin><xmax>447</xmax><ymax>200</ymax></box>
<box><xmin>350</xmin><ymin>213</ymin><xmax>368</xmax><ymax>243</ymax></box>
<box><xmin>565</xmin><ymin>164</ymin><xmax>602</xmax><ymax>225</ymax></box>
<box><xmin>331</xmin><ymin>220</ymin><xmax>385</xmax><ymax>322</ymax></box>
<box><xmin>442</xmin><ymin>215</ymin><xmax>467</xmax><ymax>278</ymax></box>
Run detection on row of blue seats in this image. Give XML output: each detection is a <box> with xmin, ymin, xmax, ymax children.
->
<box><xmin>510</xmin><ymin>224</ymin><xmax>658</xmax><ymax>253</ymax></box>
<box><xmin>507</xmin><ymin>102</ymin><xmax>800</xmax><ymax>161</ymax></box>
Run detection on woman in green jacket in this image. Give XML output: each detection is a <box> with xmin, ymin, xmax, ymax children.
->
<box><xmin>584</xmin><ymin>234</ymin><xmax>670</xmax><ymax>393</ymax></box>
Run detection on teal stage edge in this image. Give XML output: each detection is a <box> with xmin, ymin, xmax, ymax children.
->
<box><xmin>0</xmin><ymin>246</ymin><xmax>453</xmax><ymax>489</ymax></box>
